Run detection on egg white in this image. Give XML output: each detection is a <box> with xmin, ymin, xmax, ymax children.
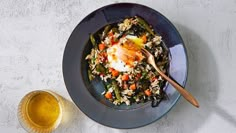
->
<box><xmin>107</xmin><ymin>45</ymin><xmax>132</xmax><ymax>72</ymax></box>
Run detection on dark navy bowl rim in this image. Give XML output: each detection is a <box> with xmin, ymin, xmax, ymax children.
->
<box><xmin>62</xmin><ymin>2</ymin><xmax>188</xmax><ymax>129</ymax></box>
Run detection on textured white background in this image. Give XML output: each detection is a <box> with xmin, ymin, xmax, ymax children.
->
<box><xmin>0</xmin><ymin>0</ymin><xmax>236</xmax><ymax>133</ymax></box>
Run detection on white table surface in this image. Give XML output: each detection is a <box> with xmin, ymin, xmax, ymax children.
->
<box><xmin>1</xmin><ymin>0</ymin><xmax>236</xmax><ymax>133</ymax></box>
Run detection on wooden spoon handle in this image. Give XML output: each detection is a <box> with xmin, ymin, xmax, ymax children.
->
<box><xmin>153</xmin><ymin>64</ymin><xmax>199</xmax><ymax>108</ymax></box>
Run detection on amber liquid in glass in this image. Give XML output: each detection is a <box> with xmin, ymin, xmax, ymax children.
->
<box><xmin>27</xmin><ymin>92</ymin><xmax>60</xmax><ymax>127</ymax></box>
<box><xmin>18</xmin><ymin>90</ymin><xmax>62</xmax><ymax>133</ymax></box>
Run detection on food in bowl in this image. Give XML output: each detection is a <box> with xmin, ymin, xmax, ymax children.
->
<box><xmin>86</xmin><ymin>16</ymin><xmax>169</xmax><ymax>106</ymax></box>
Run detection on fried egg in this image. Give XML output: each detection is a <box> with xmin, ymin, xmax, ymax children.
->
<box><xmin>107</xmin><ymin>36</ymin><xmax>144</xmax><ymax>72</ymax></box>
<box><xmin>107</xmin><ymin>45</ymin><xmax>132</xmax><ymax>72</ymax></box>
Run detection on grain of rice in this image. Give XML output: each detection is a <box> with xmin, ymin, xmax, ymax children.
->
<box><xmin>153</xmin><ymin>35</ymin><xmax>162</xmax><ymax>45</ymax></box>
<box><xmin>103</xmin><ymin>74</ymin><xmax>111</xmax><ymax>82</ymax></box>
<box><xmin>116</xmin><ymin>75</ymin><xmax>122</xmax><ymax>87</ymax></box>
<box><xmin>101</xmin><ymin>91</ymin><xmax>106</xmax><ymax>95</ymax></box>
<box><xmin>145</xmin><ymin>42</ymin><xmax>152</xmax><ymax>48</ymax></box>
<box><xmin>146</xmin><ymin>64</ymin><xmax>152</xmax><ymax>70</ymax></box>
<box><xmin>108</xmin><ymin>87</ymin><xmax>113</xmax><ymax>93</ymax></box>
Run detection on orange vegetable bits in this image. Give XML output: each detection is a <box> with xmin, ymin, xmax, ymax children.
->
<box><xmin>141</xmin><ymin>35</ymin><xmax>147</xmax><ymax>43</ymax></box>
<box><xmin>144</xmin><ymin>89</ymin><xmax>152</xmax><ymax>96</ymax></box>
<box><xmin>99</xmin><ymin>43</ymin><xmax>106</xmax><ymax>51</ymax></box>
<box><xmin>111</xmin><ymin>69</ymin><xmax>119</xmax><ymax>77</ymax></box>
<box><xmin>105</xmin><ymin>92</ymin><xmax>112</xmax><ymax>99</ymax></box>
<box><xmin>121</xmin><ymin>74</ymin><xmax>129</xmax><ymax>81</ymax></box>
<box><xmin>151</xmin><ymin>77</ymin><xmax>157</xmax><ymax>82</ymax></box>
<box><xmin>129</xmin><ymin>83</ymin><xmax>136</xmax><ymax>90</ymax></box>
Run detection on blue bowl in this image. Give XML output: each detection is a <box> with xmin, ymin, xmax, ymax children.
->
<box><xmin>63</xmin><ymin>3</ymin><xmax>188</xmax><ymax>129</ymax></box>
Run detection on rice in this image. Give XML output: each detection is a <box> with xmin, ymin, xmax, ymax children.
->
<box><xmin>145</xmin><ymin>42</ymin><xmax>152</xmax><ymax>48</ymax></box>
<box><xmin>118</xmin><ymin>18</ymin><xmax>133</xmax><ymax>31</ymax></box>
<box><xmin>86</xmin><ymin>16</ymin><xmax>169</xmax><ymax>106</ymax></box>
<box><xmin>146</xmin><ymin>64</ymin><xmax>152</xmax><ymax>71</ymax></box>
<box><xmin>151</xmin><ymin>79</ymin><xmax>159</xmax><ymax>88</ymax></box>
<box><xmin>116</xmin><ymin>75</ymin><xmax>122</xmax><ymax>87</ymax></box>
<box><xmin>152</xmin><ymin>35</ymin><xmax>162</xmax><ymax>45</ymax></box>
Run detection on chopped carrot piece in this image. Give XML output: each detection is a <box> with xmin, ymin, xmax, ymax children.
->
<box><xmin>141</xmin><ymin>35</ymin><xmax>147</xmax><ymax>43</ymax></box>
<box><xmin>105</xmin><ymin>92</ymin><xmax>112</xmax><ymax>99</ymax></box>
<box><xmin>129</xmin><ymin>83</ymin><xmax>136</xmax><ymax>90</ymax></box>
<box><xmin>100</xmin><ymin>51</ymin><xmax>107</xmax><ymax>58</ymax></box>
<box><xmin>122</xmin><ymin>74</ymin><xmax>129</xmax><ymax>81</ymax></box>
<box><xmin>151</xmin><ymin>77</ymin><xmax>157</xmax><ymax>82</ymax></box>
<box><xmin>111</xmin><ymin>38</ymin><xmax>118</xmax><ymax>45</ymax></box>
<box><xmin>99</xmin><ymin>43</ymin><xmax>106</xmax><ymax>51</ymax></box>
<box><xmin>144</xmin><ymin>89</ymin><xmax>152</xmax><ymax>96</ymax></box>
<box><xmin>100</xmin><ymin>52</ymin><xmax>107</xmax><ymax>62</ymax></box>
<box><xmin>111</xmin><ymin>69</ymin><xmax>119</xmax><ymax>77</ymax></box>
